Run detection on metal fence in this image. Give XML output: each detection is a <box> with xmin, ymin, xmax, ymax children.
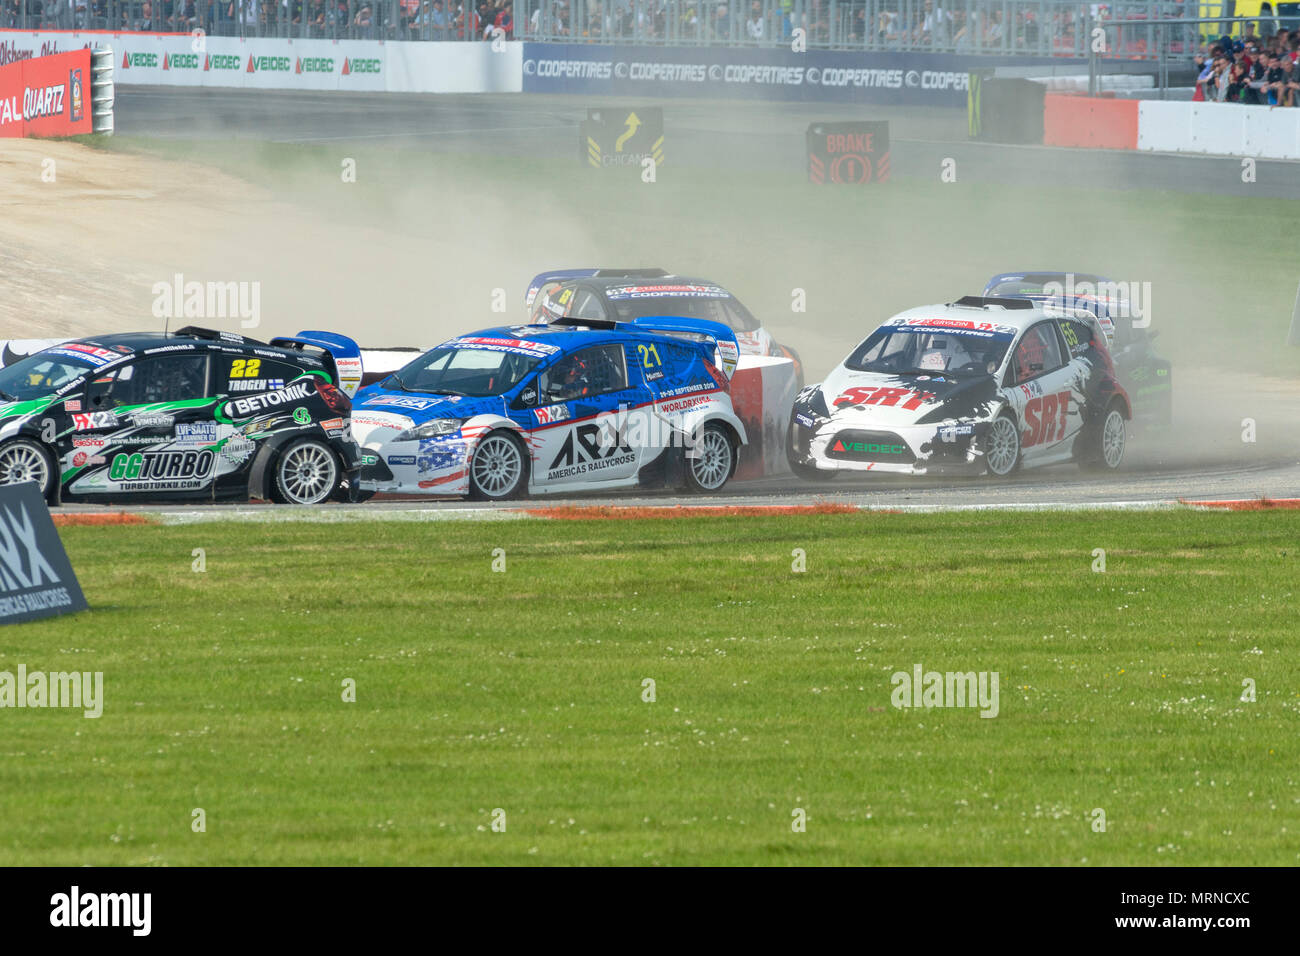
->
<box><xmin>2</xmin><ymin>0</ymin><xmax>1297</xmax><ymax>51</ymax></box>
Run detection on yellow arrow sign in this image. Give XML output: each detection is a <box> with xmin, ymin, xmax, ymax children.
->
<box><xmin>614</xmin><ymin>112</ymin><xmax>641</xmax><ymax>153</ymax></box>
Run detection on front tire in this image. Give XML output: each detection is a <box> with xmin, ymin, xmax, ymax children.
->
<box><xmin>786</xmin><ymin>422</ymin><xmax>834</xmax><ymax>482</ymax></box>
<box><xmin>272</xmin><ymin>439</ymin><xmax>340</xmax><ymax>505</ymax></box>
<box><xmin>684</xmin><ymin>422</ymin><xmax>736</xmax><ymax>493</ymax></box>
<box><xmin>468</xmin><ymin>430</ymin><xmax>528</xmax><ymax>501</ymax></box>
<box><xmin>984</xmin><ymin>412</ymin><xmax>1022</xmax><ymax>477</ymax></box>
<box><xmin>0</xmin><ymin>439</ymin><xmax>55</xmax><ymax>500</ymax></box>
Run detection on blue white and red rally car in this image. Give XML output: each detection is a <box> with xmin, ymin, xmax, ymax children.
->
<box><xmin>351</xmin><ymin>316</ymin><xmax>747</xmax><ymax>499</ymax></box>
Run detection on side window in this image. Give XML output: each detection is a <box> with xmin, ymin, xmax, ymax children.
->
<box><xmin>213</xmin><ymin>353</ymin><xmax>304</xmax><ymax>394</ymax></box>
<box><xmin>1011</xmin><ymin>323</ymin><xmax>1065</xmax><ymax>383</ymax></box>
<box><xmin>86</xmin><ymin>355</ymin><xmax>208</xmax><ymax>409</ymax></box>
<box><xmin>531</xmin><ymin>283</ymin><xmax>569</xmax><ymax>323</ymax></box>
<box><xmin>1058</xmin><ymin>319</ymin><xmax>1096</xmax><ymax>357</ymax></box>
<box><xmin>570</xmin><ymin>289</ymin><xmax>608</xmax><ymax>321</ymax></box>
<box><xmin>719</xmin><ymin>299</ymin><xmax>760</xmax><ymax>333</ymax></box>
<box><xmin>539</xmin><ymin>345</ymin><xmax>628</xmax><ymax>403</ymax></box>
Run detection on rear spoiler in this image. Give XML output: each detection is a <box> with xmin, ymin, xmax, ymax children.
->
<box><xmin>627</xmin><ymin>315</ymin><xmax>740</xmax><ymax>380</ymax></box>
<box><xmin>952</xmin><ymin>296</ymin><xmax>1035</xmax><ymax>310</ymax></box>
<box><xmin>524</xmin><ymin>267</ymin><xmax>669</xmax><ymax>307</ymax></box>
<box><xmin>269</xmin><ymin>330</ymin><xmax>364</xmax><ymax>397</ymax></box>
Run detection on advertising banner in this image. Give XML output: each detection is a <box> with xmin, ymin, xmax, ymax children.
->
<box><xmin>523</xmin><ymin>42</ymin><xmax>1073</xmax><ymax>107</ymax></box>
<box><xmin>0</xmin><ymin>483</ymin><xmax>88</xmax><ymax>626</ymax></box>
<box><xmin>0</xmin><ymin>47</ymin><xmax>91</xmax><ymax>138</ymax></box>
<box><xmin>0</xmin><ymin>30</ymin><xmax>522</xmax><ymax>93</ymax></box>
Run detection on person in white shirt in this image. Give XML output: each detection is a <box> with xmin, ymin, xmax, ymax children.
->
<box><xmin>745</xmin><ymin>0</ymin><xmax>763</xmax><ymax>41</ymax></box>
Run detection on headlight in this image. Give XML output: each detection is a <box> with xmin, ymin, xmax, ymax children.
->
<box><xmin>794</xmin><ymin>385</ymin><xmax>830</xmax><ymax>420</ymax></box>
<box><xmin>392</xmin><ymin>418</ymin><xmax>466</xmax><ymax>442</ymax></box>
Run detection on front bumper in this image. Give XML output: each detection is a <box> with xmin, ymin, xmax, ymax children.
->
<box><xmin>789</xmin><ymin>416</ymin><xmax>990</xmax><ymax>476</ymax></box>
<box><xmin>358</xmin><ymin>433</ymin><xmax>473</xmax><ymax>495</ymax></box>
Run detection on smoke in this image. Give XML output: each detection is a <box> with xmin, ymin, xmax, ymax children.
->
<box><xmin>2</xmin><ymin>104</ymin><xmax>1296</xmax><ymax>471</ymax></box>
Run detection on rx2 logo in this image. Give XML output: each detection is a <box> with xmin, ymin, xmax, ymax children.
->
<box><xmin>550</xmin><ymin>422</ymin><xmax>631</xmax><ymax>468</ymax></box>
<box><xmin>1022</xmin><ymin>390</ymin><xmax>1071</xmax><ymax>447</ymax></box>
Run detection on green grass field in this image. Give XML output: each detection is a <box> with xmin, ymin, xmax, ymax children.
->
<box><xmin>2</xmin><ymin>510</ymin><xmax>1296</xmax><ymax>866</ymax></box>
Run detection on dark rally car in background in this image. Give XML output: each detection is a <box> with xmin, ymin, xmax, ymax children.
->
<box><xmin>982</xmin><ymin>271</ymin><xmax>1172</xmax><ymax>430</ymax></box>
<box><xmin>525</xmin><ymin>268</ymin><xmax>804</xmax><ymax>385</ymax></box>
<box><xmin>0</xmin><ymin>326</ymin><xmax>362</xmax><ymax>505</ymax></box>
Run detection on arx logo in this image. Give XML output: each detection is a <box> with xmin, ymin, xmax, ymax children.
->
<box><xmin>549</xmin><ymin>422</ymin><xmax>632</xmax><ymax>469</ymax></box>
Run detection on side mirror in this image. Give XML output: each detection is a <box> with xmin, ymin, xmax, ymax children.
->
<box><xmin>511</xmin><ymin>383</ymin><xmax>538</xmax><ymax>410</ymax></box>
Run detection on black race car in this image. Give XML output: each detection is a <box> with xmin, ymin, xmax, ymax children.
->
<box><xmin>0</xmin><ymin>326</ymin><xmax>363</xmax><ymax>505</ymax></box>
<box><xmin>982</xmin><ymin>271</ymin><xmax>1172</xmax><ymax>430</ymax></box>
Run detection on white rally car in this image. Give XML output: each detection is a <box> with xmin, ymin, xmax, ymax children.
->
<box><xmin>787</xmin><ymin>297</ymin><xmax>1132</xmax><ymax>478</ymax></box>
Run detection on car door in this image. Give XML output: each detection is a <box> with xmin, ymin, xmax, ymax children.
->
<box><xmin>75</xmin><ymin>350</ymin><xmax>216</xmax><ymax>497</ymax></box>
<box><xmin>1003</xmin><ymin>321</ymin><xmax>1082</xmax><ymax>465</ymax></box>
<box><xmin>526</xmin><ymin>342</ymin><xmax>651</xmax><ymax>490</ymax></box>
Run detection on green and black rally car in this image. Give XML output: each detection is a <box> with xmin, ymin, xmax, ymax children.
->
<box><xmin>0</xmin><ymin>326</ymin><xmax>363</xmax><ymax>505</ymax></box>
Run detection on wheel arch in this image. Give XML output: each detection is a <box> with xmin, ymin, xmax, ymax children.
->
<box><xmin>248</xmin><ymin>432</ymin><xmax>344</xmax><ymax>501</ymax></box>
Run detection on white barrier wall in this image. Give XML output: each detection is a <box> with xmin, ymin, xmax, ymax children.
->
<box><xmin>0</xmin><ymin>31</ymin><xmax>522</xmax><ymax>94</ymax></box>
<box><xmin>1137</xmin><ymin>100</ymin><xmax>1300</xmax><ymax>160</ymax></box>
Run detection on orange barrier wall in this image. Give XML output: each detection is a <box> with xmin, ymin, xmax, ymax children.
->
<box><xmin>1043</xmin><ymin>94</ymin><xmax>1139</xmax><ymax>150</ymax></box>
<box><xmin>0</xmin><ymin>49</ymin><xmax>92</xmax><ymax>138</ymax></box>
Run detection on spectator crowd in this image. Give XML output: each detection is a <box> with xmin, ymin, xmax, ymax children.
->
<box><xmin>1</xmin><ymin>0</ymin><xmax>516</xmax><ymax>38</ymax></box>
<box><xmin>3</xmin><ymin>0</ymin><xmax>1297</xmax><ymax>70</ymax></box>
<box><xmin>1193</xmin><ymin>29</ymin><xmax>1300</xmax><ymax>105</ymax></box>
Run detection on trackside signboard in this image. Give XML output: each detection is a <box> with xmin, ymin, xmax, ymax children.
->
<box><xmin>0</xmin><ymin>483</ymin><xmax>87</xmax><ymax>625</ymax></box>
<box><xmin>0</xmin><ymin>48</ymin><xmax>91</xmax><ymax>138</ymax></box>
<box><xmin>807</xmin><ymin>121</ymin><xmax>890</xmax><ymax>184</ymax></box>
<box><xmin>580</xmin><ymin>107</ymin><xmax>664</xmax><ymax>169</ymax></box>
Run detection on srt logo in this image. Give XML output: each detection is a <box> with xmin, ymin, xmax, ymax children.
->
<box><xmin>550</xmin><ymin>422</ymin><xmax>632</xmax><ymax>468</ymax></box>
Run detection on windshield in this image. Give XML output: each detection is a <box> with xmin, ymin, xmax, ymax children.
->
<box><xmin>385</xmin><ymin>341</ymin><xmax>548</xmax><ymax>397</ymax></box>
<box><xmin>846</xmin><ymin>324</ymin><xmax>1013</xmax><ymax>377</ymax></box>
<box><xmin>0</xmin><ymin>351</ymin><xmax>101</xmax><ymax>402</ymax></box>
<box><xmin>607</xmin><ymin>290</ymin><xmax>757</xmax><ymax>332</ymax></box>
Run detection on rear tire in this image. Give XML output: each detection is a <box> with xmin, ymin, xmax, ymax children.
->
<box><xmin>984</xmin><ymin>412</ymin><xmax>1022</xmax><ymax>477</ymax></box>
<box><xmin>467</xmin><ymin>430</ymin><xmax>528</xmax><ymax>501</ymax></box>
<box><xmin>1079</xmin><ymin>401</ymin><xmax>1127</xmax><ymax>472</ymax></box>
<box><xmin>272</xmin><ymin>439</ymin><xmax>340</xmax><ymax>505</ymax></box>
<box><xmin>684</xmin><ymin>422</ymin><xmax>735</xmax><ymax>493</ymax></box>
<box><xmin>0</xmin><ymin>439</ymin><xmax>55</xmax><ymax>501</ymax></box>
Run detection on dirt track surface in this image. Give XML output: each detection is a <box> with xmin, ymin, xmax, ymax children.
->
<box><xmin>0</xmin><ymin>138</ymin><xmax>443</xmax><ymax>342</ymax></box>
<box><xmin>0</xmin><ymin>139</ymin><xmax>251</xmax><ymax>338</ymax></box>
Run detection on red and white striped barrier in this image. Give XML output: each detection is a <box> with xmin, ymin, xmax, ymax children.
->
<box><xmin>1042</xmin><ymin>93</ymin><xmax>1300</xmax><ymax>160</ymax></box>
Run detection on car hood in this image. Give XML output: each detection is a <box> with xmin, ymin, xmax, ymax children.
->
<box><xmin>819</xmin><ymin>367</ymin><xmax>1000</xmax><ymax>427</ymax></box>
<box><xmin>349</xmin><ymin>388</ymin><xmax>505</xmax><ymax>445</ymax></box>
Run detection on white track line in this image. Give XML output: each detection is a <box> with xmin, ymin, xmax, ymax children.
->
<box><xmin>130</xmin><ymin>497</ymin><xmax>1271</xmax><ymax>524</ymax></box>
